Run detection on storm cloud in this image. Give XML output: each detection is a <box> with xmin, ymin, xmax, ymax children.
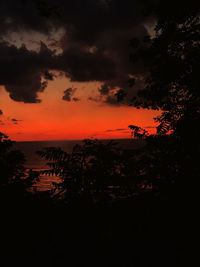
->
<box><xmin>0</xmin><ymin>41</ymin><xmax>57</xmax><ymax>103</ymax></box>
<box><xmin>0</xmin><ymin>0</ymin><xmax>154</xmax><ymax>104</ymax></box>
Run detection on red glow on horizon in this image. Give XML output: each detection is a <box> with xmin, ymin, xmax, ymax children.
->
<box><xmin>0</xmin><ymin>79</ymin><xmax>159</xmax><ymax>141</ymax></box>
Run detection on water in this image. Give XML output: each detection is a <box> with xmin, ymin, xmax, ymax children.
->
<box><xmin>14</xmin><ymin>140</ymin><xmax>83</xmax><ymax>170</ymax></box>
<box><xmin>14</xmin><ymin>139</ymin><xmax>144</xmax><ymax>191</ymax></box>
<box><xmin>14</xmin><ymin>140</ymin><xmax>83</xmax><ymax>190</ymax></box>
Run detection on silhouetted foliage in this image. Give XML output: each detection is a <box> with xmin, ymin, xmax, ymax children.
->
<box><xmin>0</xmin><ymin>132</ymin><xmax>41</xmax><ymax>200</ymax></box>
<box><xmin>129</xmin><ymin>0</ymin><xmax>200</xmax><ymax>203</ymax></box>
<box><xmin>128</xmin><ymin>125</ymin><xmax>148</xmax><ymax>139</ymax></box>
<box><xmin>0</xmin><ymin>132</ymin><xmax>24</xmax><ymax>187</ymax></box>
<box><xmin>37</xmin><ymin>139</ymin><xmax>155</xmax><ymax>202</ymax></box>
<box><xmin>130</xmin><ymin>0</ymin><xmax>200</xmax><ymax>136</ymax></box>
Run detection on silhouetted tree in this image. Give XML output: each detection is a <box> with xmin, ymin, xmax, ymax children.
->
<box><xmin>37</xmin><ymin>139</ymin><xmax>152</xmax><ymax>202</ymax></box>
<box><xmin>129</xmin><ymin>0</ymin><xmax>200</xmax><ymax>199</ymax></box>
<box><xmin>130</xmin><ymin>0</ymin><xmax>199</xmax><ymax>135</ymax></box>
<box><xmin>0</xmin><ymin>132</ymin><xmax>24</xmax><ymax>187</ymax></box>
<box><xmin>128</xmin><ymin>125</ymin><xmax>148</xmax><ymax>139</ymax></box>
<box><xmin>0</xmin><ymin>132</ymin><xmax>39</xmax><ymax>200</ymax></box>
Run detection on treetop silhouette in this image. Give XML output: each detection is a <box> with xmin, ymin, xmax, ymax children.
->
<box><xmin>130</xmin><ymin>0</ymin><xmax>200</xmax><ymax>136</ymax></box>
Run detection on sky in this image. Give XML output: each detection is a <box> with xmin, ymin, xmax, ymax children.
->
<box><xmin>0</xmin><ymin>0</ymin><xmax>159</xmax><ymax>141</ymax></box>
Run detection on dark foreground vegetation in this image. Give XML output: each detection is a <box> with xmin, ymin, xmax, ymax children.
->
<box><xmin>1</xmin><ymin>131</ymin><xmax>200</xmax><ymax>266</ymax></box>
<box><xmin>1</xmin><ymin>1</ymin><xmax>200</xmax><ymax>266</ymax></box>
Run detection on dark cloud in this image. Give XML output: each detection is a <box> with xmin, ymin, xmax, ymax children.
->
<box><xmin>62</xmin><ymin>88</ymin><xmax>73</xmax><ymax>102</ymax></box>
<box><xmin>0</xmin><ymin>0</ymin><xmax>154</xmax><ymax>104</ymax></box>
<box><xmin>57</xmin><ymin>15</ymin><xmax>149</xmax><ymax>105</ymax></box>
<box><xmin>99</xmin><ymin>84</ymin><xmax>110</xmax><ymax>96</ymax></box>
<box><xmin>0</xmin><ymin>41</ymin><xmax>56</xmax><ymax>103</ymax></box>
<box><xmin>101</xmin><ymin>78</ymin><xmax>145</xmax><ymax>106</ymax></box>
<box><xmin>106</xmin><ymin>128</ymin><xmax>127</xmax><ymax>132</ymax></box>
<box><xmin>72</xmin><ymin>97</ymin><xmax>80</xmax><ymax>102</ymax></box>
<box><xmin>62</xmin><ymin>87</ymin><xmax>78</xmax><ymax>102</ymax></box>
<box><xmin>0</xmin><ymin>0</ymin><xmax>55</xmax><ymax>35</ymax></box>
<box><xmin>11</xmin><ymin>118</ymin><xmax>22</xmax><ymax>124</ymax></box>
<box><xmin>42</xmin><ymin>70</ymin><xmax>56</xmax><ymax>80</ymax></box>
<box><xmin>0</xmin><ymin>109</ymin><xmax>3</xmax><ymax>115</ymax></box>
<box><xmin>88</xmin><ymin>97</ymin><xmax>99</xmax><ymax>102</ymax></box>
<box><xmin>58</xmin><ymin>48</ymin><xmax>116</xmax><ymax>82</ymax></box>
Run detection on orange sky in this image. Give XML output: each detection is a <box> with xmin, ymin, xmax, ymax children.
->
<box><xmin>0</xmin><ymin>76</ymin><xmax>160</xmax><ymax>141</ymax></box>
<box><xmin>0</xmin><ymin>1</ymin><xmax>162</xmax><ymax>142</ymax></box>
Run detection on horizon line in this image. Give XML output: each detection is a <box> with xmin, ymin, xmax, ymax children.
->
<box><xmin>15</xmin><ymin>137</ymin><xmax>134</xmax><ymax>142</ymax></box>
